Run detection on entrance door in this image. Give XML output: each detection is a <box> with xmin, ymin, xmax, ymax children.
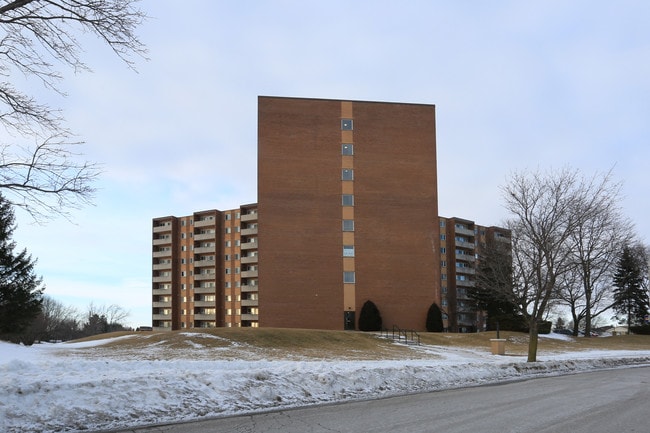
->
<box><xmin>344</xmin><ymin>311</ymin><xmax>355</xmax><ymax>330</ymax></box>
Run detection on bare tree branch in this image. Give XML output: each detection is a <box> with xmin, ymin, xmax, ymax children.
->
<box><xmin>0</xmin><ymin>1</ymin><xmax>146</xmax><ymax>220</ymax></box>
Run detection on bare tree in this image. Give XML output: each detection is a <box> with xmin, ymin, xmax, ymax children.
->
<box><xmin>0</xmin><ymin>0</ymin><xmax>146</xmax><ymax>221</ymax></box>
<box><xmin>558</xmin><ymin>170</ymin><xmax>633</xmax><ymax>336</ymax></box>
<box><xmin>498</xmin><ymin>168</ymin><xmax>584</xmax><ymax>362</ymax></box>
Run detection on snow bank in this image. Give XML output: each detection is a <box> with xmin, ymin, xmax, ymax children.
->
<box><xmin>1</xmin><ymin>340</ymin><xmax>649</xmax><ymax>433</ymax></box>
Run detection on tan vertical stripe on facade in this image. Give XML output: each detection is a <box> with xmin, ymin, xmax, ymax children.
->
<box><xmin>341</xmin><ymin>101</ymin><xmax>355</xmax><ymax>314</ymax></box>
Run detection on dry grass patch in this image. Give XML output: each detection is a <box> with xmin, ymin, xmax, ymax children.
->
<box><xmin>60</xmin><ymin>329</ymin><xmax>650</xmax><ymax>361</ymax></box>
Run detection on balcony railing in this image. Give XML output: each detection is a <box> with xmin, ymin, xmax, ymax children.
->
<box><xmin>241</xmin><ymin>284</ymin><xmax>259</xmax><ymax>293</ymax></box>
<box><xmin>194</xmin><ymin>232</ymin><xmax>216</xmax><ymax>241</ymax></box>
<box><xmin>153</xmin><ymin>250</ymin><xmax>172</xmax><ymax>258</ymax></box>
<box><xmin>455</xmin><ymin>267</ymin><xmax>476</xmax><ymax>275</ymax></box>
<box><xmin>241</xmin><ymin>241</ymin><xmax>258</xmax><ymax>250</ymax></box>
<box><xmin>241</xmin><ymin>313</ymin><xmax>259</xmax><ymax>321</ymax></box>
<box><xmin>152</xmin><ymin>288</ymin><xmax>172</xmax><ymax>295</ymax></box>
<box><xmin>194</xmin><ymin>259</ymin><xmax>215</xmax><ymax>268</ymax></box>
<box><xmin>152</xmin><ymin>314</ymin><xmax>171</xmax><ymax>320</ymax></box>
<box><xmin>194</xmin><ymin>314</ymin><xmax>216</xmax><ymax>321</ymax></box>
<box><xmin>194</xmin><ymin>286</ymin><xmax>217</xmax><ymax>294</ymax></box>
<box><xmin>241</xmin><ymin>270</ymin><xmax>258</xmax><ymax>278</ymax></box>
<box><xmin>454</xmin><ymin>227</ymin><xmax>475</xmax><ymax>236</ymax></box>
<box><xmin>152</xmin><ymin>301</ymin><xmax>172</xmax><ymax>308</ymax></box>
<box><xmin>153</xmin><ymin>275</ymin><xmax>172</xmax><ymax>283</ymax></box>
<box><xmin>241</xmin><ymin>299</ymin><xmax>258</xmax><ymax>307</ymax></box>
<box><xmin>153</xmin><ymin>225</ymin><xmax>172</xmax><ymax>233</ymax></box>
<box><xmin>455</xmin><ymin>254</ymin><xmax>476</xmax><ymax>262</ymax></box>
<box><xmin>240</xmin><ymin>213</ymin><xmax>258</xmax><ymax>222</ymax></box>
<box><xmin>456</xmin><ymin>279</ymin><xmax>476</xmax><ymax>287</ymax></box>
<box><xmin>194</xmin><ymin>218</ymin><xmax>215</xmax><ymax>228</ymax></box>
<box><xmin>193</xmin><ymin>300</ymin><xmax>215</xmax><ymax>307</ymax></box>
<box><xmin>241</xmin><ymin>227</ymin><xmax>258</xmax><ymax>236</ymax></box>
<box><xmin>152</xmin><ymin>263</ymin><xmax>172</xmax><ymax>270</ymax></box>
<box><xmin>194</xmin><ymin>246</ymin><xmax>216</xmax><ymax>254</ymax></box>
<box><xmin>241</xmin><ymin>255</ymin><xmax>258</xmax><ymax>264</ymax></box>
<box><xmin>153</xmin><ymin>238</ymin><xmax>172</xmax><ymax>245</ymax></box>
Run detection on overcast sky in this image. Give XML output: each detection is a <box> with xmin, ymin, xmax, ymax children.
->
<box><xmin>11</xmin><ymin>0</ymin><xmax>650</xmax><ymax>328</ymax></box>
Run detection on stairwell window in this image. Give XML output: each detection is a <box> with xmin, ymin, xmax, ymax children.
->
<box><xmin>342</xmin><ymin>220</ymin><xmax>354</xmax><ymax>231</ymax></box>
<box><xmin>343</xmin><ymin>271</ymin><xmax>355</xmax><ymax>283</ymax></box>
<box><xmin>342</xmin><ymin>169</ymin><xmax>354</xmax><ymax>181</ymax></box>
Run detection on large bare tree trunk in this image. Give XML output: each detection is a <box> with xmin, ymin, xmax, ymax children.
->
<box><xmin>527</xmin><ymin>320</ymin><xmax>538</xmax><ymax>362</ymax></box>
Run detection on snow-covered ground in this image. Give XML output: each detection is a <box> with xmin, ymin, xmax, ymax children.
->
<box><xmin>1</xmin><ymin>334</ymin><xmax>650</xmax><ymax>433</ymax></box>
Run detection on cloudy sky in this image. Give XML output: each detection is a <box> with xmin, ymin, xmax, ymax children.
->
<box><xmin>10</xmin><ymin>0</ymin><xmax>650</xmax><ymax>327</ymax></box>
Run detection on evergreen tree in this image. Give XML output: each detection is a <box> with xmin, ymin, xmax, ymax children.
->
<box><xmin>0</xmin><ymin>195</ymin><xmax>43</xmax><ymax>341</ymax></box>
<box><xmin>612</xmin><ymin>245</ymin><xmax>649</xmax><ymax>331</ymax></box>
<box><xmin>426</xmin><ymin>303</ymin><xmax>444</xmax><ymax>332</ymax></box>
<box><xmin>358</xmin><ymin>300</ymin><xmax>382</xmax><ymax>331</ymax></box>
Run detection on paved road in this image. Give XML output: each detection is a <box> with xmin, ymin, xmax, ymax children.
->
<box><xmin>110</xmin><ymin>366</ymin><xmax>650</xmax><ymax>433</ymax></box>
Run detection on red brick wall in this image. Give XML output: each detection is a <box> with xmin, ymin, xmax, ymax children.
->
<box><xmin>258</xmin><ymin>97</ymin><xmax>440</xmax><ymax>331</ymax></box>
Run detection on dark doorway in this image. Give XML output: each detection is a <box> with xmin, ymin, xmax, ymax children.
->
<box><xmin>344</xmin><ymin>311</ymin><xmax>355</xmax><ymax>330</ymax></box>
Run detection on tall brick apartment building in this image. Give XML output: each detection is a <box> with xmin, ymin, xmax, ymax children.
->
<box><xmin>152</xmin><ymin>96</ymin><xmax>508</xmax><ymax>332</ymax></box>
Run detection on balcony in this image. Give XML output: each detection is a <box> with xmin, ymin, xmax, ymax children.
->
<box><xmin>194</xmin><ymin>273</ymin><xmax>216</xmax><ymax>281</ymax></box>
<box><xmin>241</xmin><ymin>269</ymin><xmax>258</xmax><ymax>278</ymax></box>
<box><xmin>241</xmin><ymin>255</ymin><xmax>258</xmax><ymax>264</ymax></box>
<box><xmin>241</xmin><ymin>241</ymin><xmax>258</xmax><ymax>250</ymax></box>
<box><xmin>455</xmin><ymin>227</ymin><xmax>475</xmax><ymax>237</ymax></box>
<box><xmin>153</xmin><ymin>225</ymin><xmax>172</xmax><ymax>233</ymax></box>
<box><xmin>456</xmin><ymin>279</ymin><xmax>476</xmax><ymax>288</ymax></box>
<box><xmin>194</xmin><ymin>314</ymin><xmax>216</xmax><ymax>321</ymax></box>
<box><xmin>241</xmin><ymin>227</ymin><xmax>258</xmax><ymax>236</ymax></box>
<box><xmin>194</xmin><ymin>286</ymin><xmax>217</xmax><ymax>294</ymax></box>
<box><xmin>152</xmin><ymin>262</ymin><xmax>172</xmax><ymax>270</ymax></box>
<box><xmin>194</xmin><ymin>246</ymin><xmax>216</xmax><ymax>254</ymax></box>
<box><xmin>241</xmin><ymin>314</ymin><xmax>259</xmax><ymax>321</ymax></box>
<box><xmin>153</xmin><ymin>275</ymin><xmax>172</xmax><ymax>283</ymax></box>
<box><xmin>241</xmin><ymin>284</ymin><xmax>259</xmax><ymax>293</ymax></box>
<box><xmin>194</xmin><ymin>218</ymin><xmax>215</xmax><ymax>228</ymax></box>
<box><xmin>153</xmin><ymin>238</ymin><xmax>172</xmax><ymax>246</ymax></box>
<box><xmin>455</xmin><ymin>267</ymin><xmax>476</xmax><ymax>275</ymax></box>
<box><xmin>153</xmin><ymin>250</ymin><xmax>172</xmax><ymax>258</ymax></box>
<box><xmin>194</xmin><ymin>232</ymin><xmax>216</xmax><ymax>241</ymax></box>
<box><xmin>194</xmin><ymin>259</ymin><xmax>215</xmax><ymax>267</ymax></box>
<box><xmin>241</xmin><ymin>299</ymin><xmax>258</xmax><ymax>307</ymax></box>
<box><xmin>240</xmin><ymin>213</ymin><xmax>258</xmax><ymax>222</ymax></box>
<box><xmin>152</xmin><ymin>314</ymin><xmax>171</xmax><ymax>320</ymax></box>
<box><xmin>455</xmin><ymin>254</ymin><xmax>475</xmax><ymax>262</ymax></box>
<box><xmin>152</xmin><ymin>301</ymin><xmax>172</xmax><ymax>308</ymax></box>
<box><xmin>455</xmin><ymin>241</ymin><xmax>475</xmax><ymax>250</ymax></box>
<box><xmin>152</xmin><ymin>288</ymin><xmax>172</xmax><ymax>295</ymax></box>
<box><xmin>193</xmin><ymin>300</ymin><xmax>215</xmax><ymax>307</ymax></box>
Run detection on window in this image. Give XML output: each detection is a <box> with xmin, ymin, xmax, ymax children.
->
<box><xmin>225</xmin><ymin>227</ymin><xmax>231</xmax><ymax>234</ymax></box>
<box><xmin>225</xmin><ymin>214</ymin><xmax>231</xmax><ymax>221</ymax></box>
<box><xmin>441</xmin><ymin>261</ymin><xmax>447</xmax><ymax>267</ymax></box>
<box><xmin>225</xmin><ymin>254</ymin><xmax>230</xmax><ymax>261</ymax></box>
<box><xmin>441</xmin><ymin>247</ymin><xmax>446</xmax><ymax>253</ymax></box>
<box><xmin>342</xmin><ymin>194</ymin><xmax>354</xmax><ymax>206</ymax></box>
<box><xmin>342</xmin><ymin>144</ymin><xmax>354</xmax><ymax>155</ymax></box>
<box><xmin>341</xmin><ymin>119</ymin><xmax>353</xmax><ymax>130</ymax></box>
<box><xmin>343</xmin><ymin>245</ymin><xmax>355</xmax><ymax>257</ymax></box>
<box><xmin>342</xmin><ymin>169</ymin><xmax>354</xmax><ymax>181</ymax></box>
<box><xmin>225</xmin><ymin>268</ymin><xmax>231</xmax><ymax>274</ymax></box>
<box><xmin>440</xmin><ymin>220</ymin><xmax>446</xmax><ymax>227</ymax></box>
<box><xmin>342</xmin><ymin>219</ymin><xmax>354</xmax><ymax>231</ymax></box>
<box><xmin>225</xmin><ymin>240</ymin><xmax>231</xmax><ymax>247</ymax></box>
<box><xmin>343</xmin><ymin>271</ymin><xmax>355</xmax><ymax>283</ymax></box>
<box><xmin>440</xmin><ymin>234</ymin><xmax>446</xmax><ymax>240</ymax></box>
